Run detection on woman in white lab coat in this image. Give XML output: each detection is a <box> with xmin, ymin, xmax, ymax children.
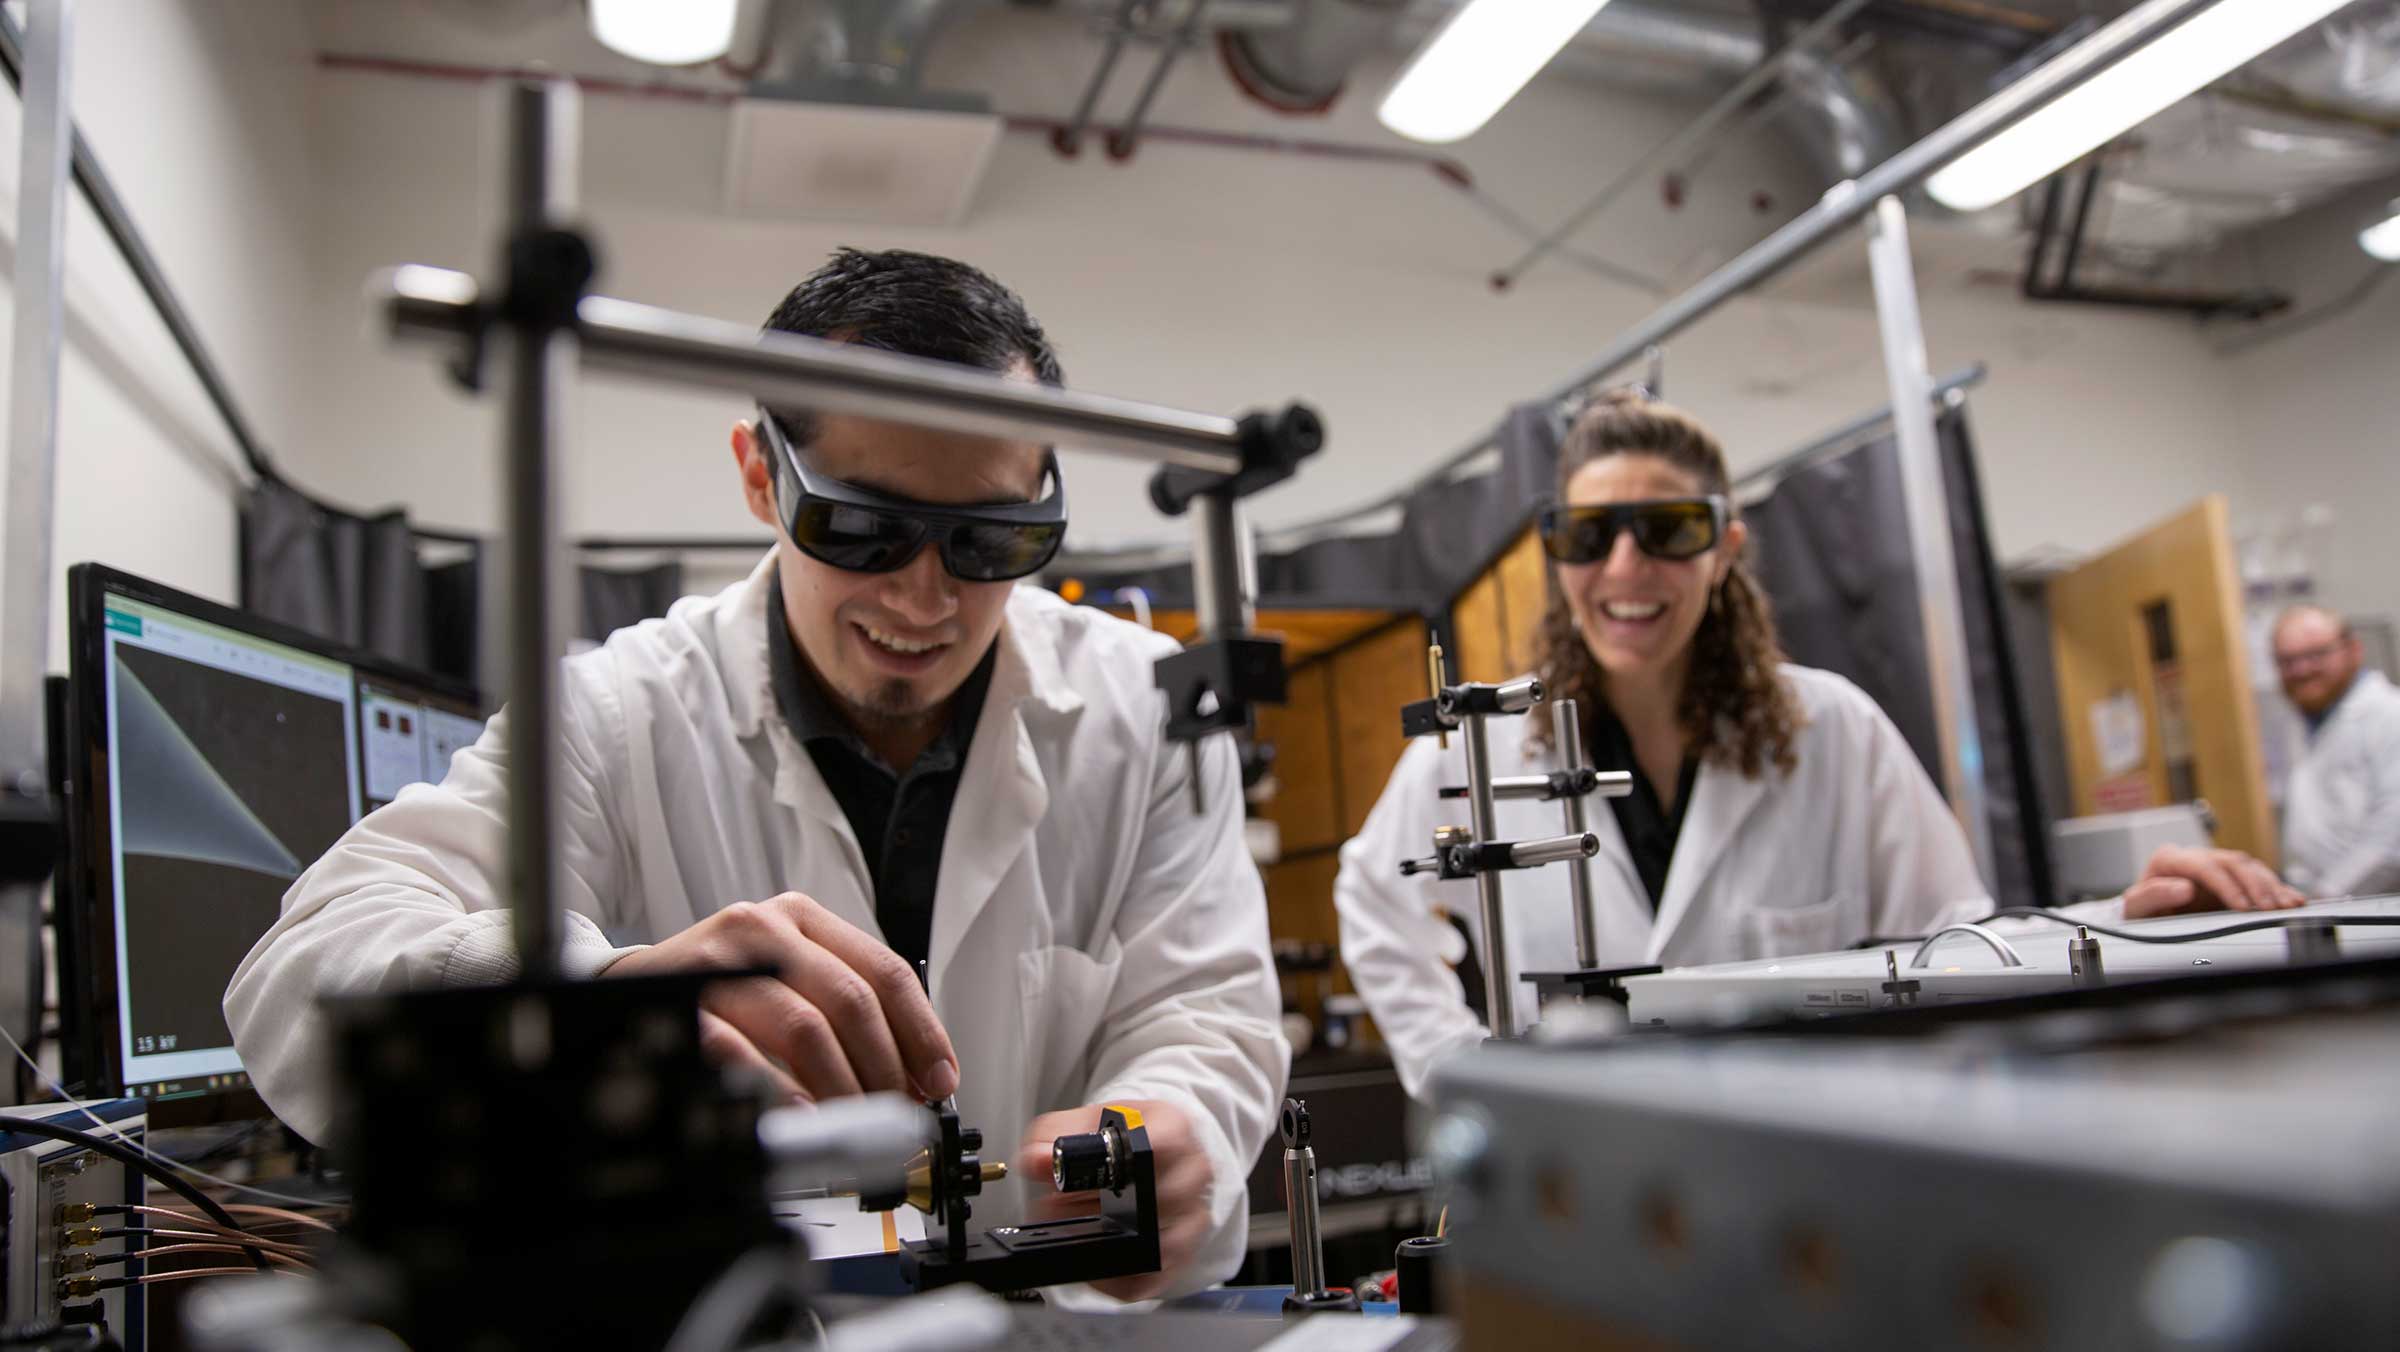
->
<box><xmin>1335</xmin><ymin>392</ymin><xmax>2297</xmax><ymax>1098</ymax></box>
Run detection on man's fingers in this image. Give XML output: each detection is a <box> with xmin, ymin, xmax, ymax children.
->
<box><xmin>768</xmin><ymin>937</ymin><xmax>916</xmax><ymax>1097</ymax></box>
<box><xmin>704</xmin><ymin>975</ymin><xmax>865</xmax><ymax>1101</ymax></box>
<box><xmin>2231</xmin><ymin>856</ymin><xmax>2302</xmax><ymax>910</ymax></box>
<box><xmin>2123</xmin><ymin>875</ymin><xmax>2196</xmax><ymax>920</ymax></box>
<box><xmin>696</xmin><ymin>1010</ymin><xmax>811</xmax><ymax>1105</ymax></box>
<box><xmin>778</xmin><ymin>895</ymin><xmax>961</xmax><ymax>1099</ymax></box>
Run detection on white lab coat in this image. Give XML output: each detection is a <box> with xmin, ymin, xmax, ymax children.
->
<box><xmin>2283</xmin><ymin>668</ymin><xmax>2400</xmax><ymax>898</ymax></box>
<box><xmin>224</xmin><ymin>557</ymin><xmax>1288</xmax><ymax>1297</ymax></box>
<box><xmin>1338</xmin><ymin>665</ymin><xmax>2032</xmax><ymax>1100</ymax></box>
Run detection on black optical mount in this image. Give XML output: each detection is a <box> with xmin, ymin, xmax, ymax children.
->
<box><xmin>892</xmin><ymin>1104</ymin><xmax>1161</xmax><ymax>1294</ymax></box>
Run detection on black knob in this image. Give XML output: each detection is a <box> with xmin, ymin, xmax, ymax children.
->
<box><xmin>1052</xmin><ymin>1130</ymin><xmax>1113</xmax><ymax>1193</ymax></box>
<box><xmin>960</xmin><ymin>1128</ymin><xmax>982</xmax><ymax>1153</ymax></box>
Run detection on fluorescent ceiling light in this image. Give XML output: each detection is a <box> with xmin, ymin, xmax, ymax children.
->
<box><xmin>1927</xmin><ymin>0</ymin><xmax>2360</xmax><ymax>212</ymax></box>
<box><xmin>588</xmin><ymin>0</ymin><xmax>739</xmax><ymax>67</ymax></box>
<box><xmin>1378</xmin><ymin>0</ymin><xmax>1615</xmax><ymax>144</ymax></box>
<box><xmin>2364</xmin><ymin>200</ymin><xmax>2400</xmax><ymax>262</ymax></box>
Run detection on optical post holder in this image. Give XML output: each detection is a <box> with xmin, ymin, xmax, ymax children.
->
<box><xmin>1396</xmin><ymin>665</ymin><xmax>1640</xmax><ymax>1036</ymax></box>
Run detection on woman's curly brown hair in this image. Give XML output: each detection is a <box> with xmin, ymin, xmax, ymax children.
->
<box><xmin>1529</xmin><ymin>391</ymin><xmax>1801</xmax><ymax>778</ymax></box>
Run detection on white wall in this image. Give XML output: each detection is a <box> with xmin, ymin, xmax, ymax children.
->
<box><xmin>0</xmin><ymin>0</ymin><xmax>318</xmax><ymax>665</ymax></box>
<box><xmin>288</xmin><ymin>3</ymin><xmax>2262</xmax><ymax>580</ymax></box>
<box><xmin>2219</xmin><ymin>174</ymin><xmax>2400</xmax><ymax>629</ymax></box>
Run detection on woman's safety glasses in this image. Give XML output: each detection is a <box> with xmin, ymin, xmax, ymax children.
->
<box><xmin>1538</xmin><ymin>496</ymin><xmax>1728</xmax><ymax>564</ymax></box>
<box><xmin>759</xmin><ymin>408</ymin><xmax>1068</xmax><ymax>583</ymax></box>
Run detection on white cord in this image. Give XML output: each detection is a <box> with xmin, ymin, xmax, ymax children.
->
<box><xmin>0</xmin><ymin>1022</ymin><xmax>346</xmax><ymax>1209</ymax></box>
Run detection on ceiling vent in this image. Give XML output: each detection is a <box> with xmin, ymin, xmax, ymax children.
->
<box><xmin>723</xmin><ymin>96</ymin><xmax>1002</xmax><ymax>225</ymax></box>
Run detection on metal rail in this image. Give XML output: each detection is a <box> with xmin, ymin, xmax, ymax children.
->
<box><xmin>384</xmin><ymin>272</ymin><xmax>1249</xmax><ymax>477</ymax></box>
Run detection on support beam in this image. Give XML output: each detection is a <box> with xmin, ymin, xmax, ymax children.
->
<box><xmin>1866</xmin><ymin>196</ymin><xmax>1997</xmax><ymax>888</ymax></box>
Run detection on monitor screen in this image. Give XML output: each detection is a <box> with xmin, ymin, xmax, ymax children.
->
<box><xmin>62</xmin><ymin>565</ymin><xmax>484</xmax><ymax>1111</ymax></box>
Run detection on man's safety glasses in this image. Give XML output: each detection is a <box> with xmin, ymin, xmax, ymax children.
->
<box><xmin>1538</xmin><ymin>496</ymin><xmax>1728</xmax><ymax>564</ymax></box>
<box><xmin>759</xmin><ymin>409</ymin><xmax>1068</xmax><ymax>583</ymax></box>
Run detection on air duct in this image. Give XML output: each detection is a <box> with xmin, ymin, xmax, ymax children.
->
<box><xmin>1220</xmin><ymin>0</ymin><xmax>1411</xmax><ymax>113</ymax></box>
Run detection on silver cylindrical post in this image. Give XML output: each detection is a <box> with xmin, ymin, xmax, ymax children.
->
<box><xmin>0</xmin><ymin>0</ymin><xmax>72</xmax><ymax>796</ymax></box>
<box><xmin>1508</xmin><ymin>833</ymin><xmax>1600</xmax><ymax>869</ymax></box>
<box><xmin>1492</xmin><ymin>677</ymin><xmax>1543</xmax><ymax>714</ymax></box>
<box><xmin>1281</xmin><ymin>1098</ymin><xmax>1325</xmax><ymax>1299</ymax></box>
<box><xmin>500</xmin><ymin>80</ymin><xmax>576</xmax><ymax>983</ymax></box>
<box><xmin>1191</xmin><ymin>493</ymin><xmax>1253</xmax><ymax>641</ymax></box>
<box><xmin>1461</xmin><ymin>715</ymin><xmax>1514</xmax><ymax>1037</ymax></box>
<box><xmin>1550</xmin><ymin>700</ymin><xmax>1601</xmax><ymax>970</ymax></box>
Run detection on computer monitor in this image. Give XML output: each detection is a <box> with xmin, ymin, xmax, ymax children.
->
<box><xmin>57</xmin><ymin>564</ymin><xmax>482</xmax><ymax>1123</ymax></box>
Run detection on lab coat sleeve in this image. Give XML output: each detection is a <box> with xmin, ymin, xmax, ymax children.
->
<box><xmin>2309</xmin><ymin>711</ymin><xmax>2400</xmax><ymax>896</ymax></box>
<box><xmin>1334</xmin><ymin>740</ymin><xmax>1488</xmax><ymax>1102</ymax></box>
<box><xmin>223</xmin><ymin>658</ymin><xmax>643</xmax><ymax>1143</ymax></box>
<box><xmin>1077</xmin><ymin>729</ymin><xmax>1289</xmax><ymax>1299</ymax></box>
<box><xmin>1849</xmin><ymin>687</ymin><xmax>1995</xmax><ymax>938</ymax></box>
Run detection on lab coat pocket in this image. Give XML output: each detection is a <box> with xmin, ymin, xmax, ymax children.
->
<box><xmin>1741</xmin><ymin>896</ymin><xmax>1847</xmax><ymax>961</ymax></box>
<box><xmin>1018</xmin><ymin>943</ymin><xmax>1123</xmax><ymax>1110</ymax></box>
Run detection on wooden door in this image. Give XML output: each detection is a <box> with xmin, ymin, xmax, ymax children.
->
<box><xmin>2046</xmin><ymin>495</ymin><xmax>2277</xmax><ymax>864</ymax></box>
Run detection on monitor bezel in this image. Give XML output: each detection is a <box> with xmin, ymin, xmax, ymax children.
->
<box><xmin>59</xmin><ymin>562</ymin><xmax>480</xmax><ymax>1124</ymax></box>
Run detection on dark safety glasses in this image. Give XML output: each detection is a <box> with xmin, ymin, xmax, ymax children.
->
<box><xmin>758</xmin><ymin>409</ymin><xmax>1068</xmax><ymax>583</ymax></box>
<box><xmin>1538</xmin><ymin>496</ymin><xmax>1728</xmax><ymax>564</ymax></box>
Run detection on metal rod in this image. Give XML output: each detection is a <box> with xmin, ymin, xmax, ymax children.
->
<box><xmin>2023</xmin><ymin>172</ymin><xmax>2067</xmax><ymax>296</ymax></box>
<box><xmin>1495</xmin><ymin>0</ymin><xmax>1872</xmax><ymax>287</ymax></box>
<box><xmin>1551</xmin><ymin>700</ymin><xmax>1601</xmax><ymax>970</ymax></box>
<box><xmin>0</xmin><ymin>0</ymin><xmax>72</xmax><ymax>791</ymax></box>
<box><xmin>2059</xmin><ymin>161</ymin><xmax>2105</xmax><ymax>290</ymax></box>
<box><xmin>1109</xmin><ymin>0</ymin><xmax>1209</xmax><ymax>158</ymax></box>
<box><xmin>1190</xmin><ymin>494</ymin><xmax>1252</xmax><ymax>640</ymax></box>
<box><xmin>383</xmin><ymin>272</ymin><xmax>1250</xmax><ymax>476</ymax></box>
<box><xmin>1461</xmin><ymin>715</ymin><xmax>1514</xmax><ymax>1038</ymax></box>
<box><xmin>0</xmin><ymin>7</ymin><xmax>273</xmax><ymax>484</ymax></box>
<box><xmin>500</xmin><ymin>81</ymin><xmax>576</xmax><ymax>982</ymax></box>
<box><xmin>1868</xmin><ymin>197</ymin><xmax>1996</xmax><ymax>890</ymax></box>
<box><xmin>1508</xmin><ymin>833</ymin><xmax>1599</xmax><ymax>869</ymax></box>
<box><xmin>1536</xmin><ymin>0</ymin><xmax>2222</xmax><ymax>405</ymax></box>
<box><xmin>1058</xmin><ymin>0</ymin><xmax>1141</xmax><ymax>154</ymax></box>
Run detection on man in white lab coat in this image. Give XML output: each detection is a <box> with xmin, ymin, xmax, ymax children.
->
<box><xmin>224</xmin><ymin>248</ymin><xmax>1287</xmax><ymax>1301</ymax></box>
<box><xmin>2274</xmin><ymin>604</ymin><xmax>2400</xmax><ymax>898</ymax></box>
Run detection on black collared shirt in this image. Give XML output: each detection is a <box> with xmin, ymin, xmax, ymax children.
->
<box><xmin>766</xmin><ymin>575</ymin><xmax>995</xmax><ymax>972</ymax></box>
<box><xmin>1586</xmin><ymin>707</ymin><xmax>1699</xmax><ymax>913</ymax></box>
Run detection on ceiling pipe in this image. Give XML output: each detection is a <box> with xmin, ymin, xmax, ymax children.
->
<box><xmin>1218</xmin><ymin>0</ymin><xmax>1410</xmax><ymax>114</ymax></box>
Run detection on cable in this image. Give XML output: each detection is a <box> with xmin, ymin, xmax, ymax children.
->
<box><xmin>84</xmin><ymin>1267</ymin><xmax>294</xmax><ymax>1291</ymax></box>
<box><xmin>1971</xmin><ymin>908</ymin><xmax>2400</xmax><ymax>946</ymax></box>
<box><xmin>0</xmin><ymin>1117</ymin><xmax>270</xmax><ymax>1271</ymax></box>
<box><xmin>78</xmin><ymin>1243</ymin><xmax>313</xmax><ymax>1270</ymax></box>
<box><xmin>0</xmin><ymin>1019</ymin><xmax>348</xmax><ymax>1209</ymax></box>
<box><xmin>79</xmin><ymin>1226</ymin><xmax>312</xmax><ymax>1259</ymax></box>
<box><xmin>105</xmin><ymin>1203</ymin><xmax>337</xmax><ymax>1234</ymax></box>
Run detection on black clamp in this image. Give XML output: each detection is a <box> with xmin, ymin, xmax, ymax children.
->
<box><xmin>1147</xmin><ymin>403</ymin><xmax>1325</xmax><ymax>517</ymax></box>
<box><xmin>446</xmin><ymin>226</ymin><xmax>599</xmax><ymax>393</ymax></box>
<box><xmin>1521</xmin><ymin>965</ymin><xmax>1663</xmax><ymax>1009</ymax></box>
<box><xmin>1154</xmin><ymin>636</ymin><xmax>1288</xmax><ymax>744</ymax></box>
<box><xmin>1401</xmin><ymin>839</ymin><xmax>1531</xmax><ymax>881</ymax></box>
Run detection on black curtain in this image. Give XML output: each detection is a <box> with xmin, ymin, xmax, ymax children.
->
<box><xmin>241</xmin><ymin>480</ymin><xmax>691</xmax><ymax>694</ymax></box>
<box><xmin>241</xmin><ymin>477</ymin><xmax>468</xmax><ymax>683</ymax></box>
<box><xmin>580</xmin><ymin>562</ymin><xmax>685</xmax><ymax>642</ymax></box>
<box><xmin>1740</xmin><ymin>409</ymin><xmax>2053</xmax><ymax>909</ymax></box>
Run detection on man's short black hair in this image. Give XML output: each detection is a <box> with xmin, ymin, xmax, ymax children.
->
<box><xmin>761</xmin><ymin>247</ymin><xmax>1063</xmax><ymax>442</ymax></box>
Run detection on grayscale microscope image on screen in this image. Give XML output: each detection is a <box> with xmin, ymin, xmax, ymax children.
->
<box><xmin>104</xmin><ymin>614</ymin><xmax>359</xmax><ymax>1090</ymax></box>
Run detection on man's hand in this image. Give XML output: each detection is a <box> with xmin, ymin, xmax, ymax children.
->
<box><xmin>1016</xmin><ymin>1099</ymin><xmax>1212</xmax><ymax>1302</ymax></box>
<box><xmin>2122</xmin><ymin>846</ymin><xmax>2305</xmax><ymax>920</ymax></box>
<box><xmin>607</xmin><ymin>893</ymin><xmax>959</xmax><ymax>1104</ymax></box>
